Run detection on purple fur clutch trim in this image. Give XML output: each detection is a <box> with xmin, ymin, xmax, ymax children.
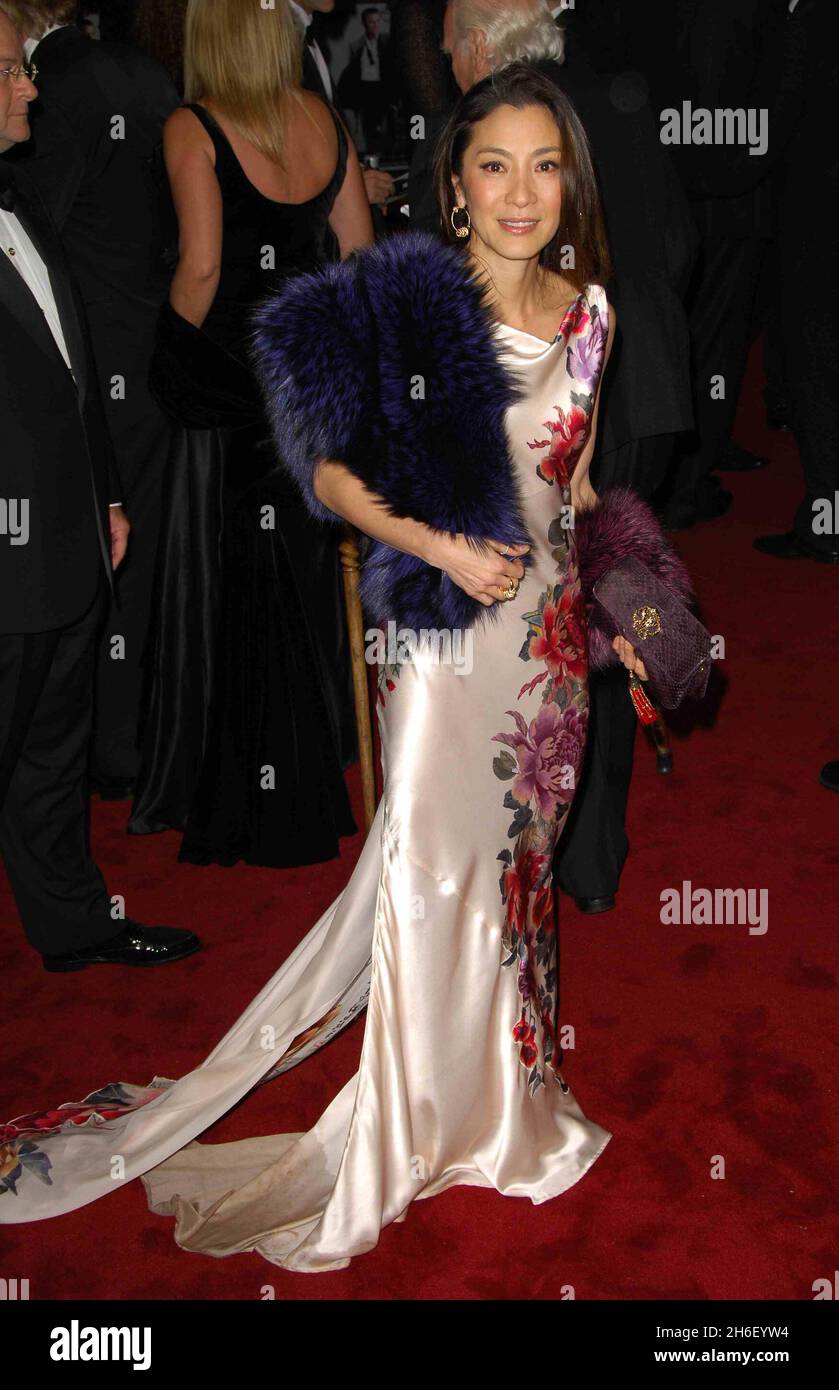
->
<box><xmin>573</xmin><ymin>486</ymin><xmax>695</xmax><ymax>670</ymax></box>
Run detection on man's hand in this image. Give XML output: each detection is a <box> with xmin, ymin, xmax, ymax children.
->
<box><xmin>109</xmin><ymin>505</ymin><xmax>130</xmax><ymax>571</ymax></box>
<box><xmin>362</xmin><ymin>166</ymin><xmax>395</xmax><ymax>210</ymax></box>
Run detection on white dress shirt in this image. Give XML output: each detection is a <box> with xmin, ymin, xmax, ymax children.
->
<box><xmin>359</xmin><ymin>36</ymin><xmax>380</xmax><ymax>83</ymax></box>
<box><xmin>0</xmin><ymin>194</ymin><xmax>122</xmax><ymax>504</ymax></box>
<box><xmin>0</xmin><ymin>205</ymin><xmax>73</xmax><ymax>373</ymax></box>
<box><xmin>288</xmin><ymin>1</ymin><xmax>333</xmax><ymax>99</ymax></box>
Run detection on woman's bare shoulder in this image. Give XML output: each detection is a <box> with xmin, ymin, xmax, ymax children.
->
<box><xmin>164</xmin><ymin>104</ymin><xmax>210</xmax><ymax>148</ymax></box>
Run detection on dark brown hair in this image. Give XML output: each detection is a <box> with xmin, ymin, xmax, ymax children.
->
<box><xmin>433</xmin><ymin>61</ymin><xmax>611</xmax><ymax>290</ymax></box>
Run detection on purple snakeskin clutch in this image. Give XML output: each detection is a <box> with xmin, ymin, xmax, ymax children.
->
<box><xmin>592</xmin><ymin>555</ymin><xmax>712</xmax><ymax>709</ymax></box>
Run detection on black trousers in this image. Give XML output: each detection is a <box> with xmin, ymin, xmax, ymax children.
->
<box><xmin>661</xmin><ymin>235</ymin><xmax>766</xmax><ymax>511</ymax></box>
<box><xmin>592</xmin><ymin>432</ymin><xmax>675</xmax><ymax>499</ymax></box>
<box><xmin>787</xmin><ymin>280</ymin><xmax>839</xmax><ymax>555</ymax></box>
<box><xmin>554</xmin><ymin>663</ymin><xmax>638</xmax><ymax>901</ymax></box>
<box><xmin>0</xmin><ymin>575</ymin><xmax>118</xmax><ymax>955</ymax></box>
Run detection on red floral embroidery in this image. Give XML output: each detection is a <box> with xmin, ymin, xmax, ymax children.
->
<box><xmin>560</xmin><ymin>297</ymin><xmax>590</xmax><ymax>339</ymax></box>
<box><xmin>528</xmin><ymin>404</ymin><xmax>590</xmax><ymax>487</ymax></box>
<box><xmin>513</xmin><ymin>1016</ymin><xmax>539</xmax><ymax>1068</ymax></box>
<box><xmin>527</xmin><ymin>584</ymin><xmax>588</xmax><ymax>685</ymax></box>
<box><xmin>490</xmin><ymin>298</ymin><xmax>608</xmax><ymax>1094</ymax></box>
<box><xmin>502</xmin><ymin>847</ymin><xmax>548</xmax><ymax>938</ymax></box>
<box><xmin>376</xmin><ymin>668</ymin><xmax>398</xmax><ymax>707</ymax></box>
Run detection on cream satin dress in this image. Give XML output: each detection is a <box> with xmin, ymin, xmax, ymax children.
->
<box><xmin>0</xmin><ymin>289</ymin><xmax>613</xmax><ymax>1272</ymax></box>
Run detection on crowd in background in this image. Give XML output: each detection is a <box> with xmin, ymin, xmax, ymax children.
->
<box><xmin>0</xmin><ymin>0</ymin><xmax>835</xmax><ymax>972</ymax></box>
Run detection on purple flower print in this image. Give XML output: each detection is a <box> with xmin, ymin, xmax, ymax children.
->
<box><xmin>567</xmin><ymin>310</ymin><xmax>606</xmax><ymax>396</ymax></box>
<box><xmin>518</xmin><ymin>956</ymin><xmax>536</xmax><ymax>1003</ymax></box>
<box><xmin>554</xmin><ymin>704</ymin><xmax>587</xmax><ymax>805</ymax></box>
<box><xmin>492</xmin><ymin>703</ymin><xmax>588</xmax><ymax>821</ymax></box>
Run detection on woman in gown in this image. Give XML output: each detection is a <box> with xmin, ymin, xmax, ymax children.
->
<box><xmin>128</xmin><ymin>0</ymin><xmax>371</xmax><ymax>865</ymax></box>
<box><xmin>0</xmin><ymin>65</ymin><xmax>651</xmax><ymax>1270</ymax></box>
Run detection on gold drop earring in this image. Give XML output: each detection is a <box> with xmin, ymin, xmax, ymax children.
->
<box><xmin>450</xmin><ymin>204</ymin><xmax>471</xmax><ymax>239</ymax></box>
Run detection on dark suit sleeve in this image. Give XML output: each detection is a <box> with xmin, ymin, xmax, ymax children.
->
<box><xmin>104</xmin><ymin>415</ymin><xmax>124</xmax><ymax>505</ymax></box>
<box><xmin>74</xmin><ymin>294</ymin><xmax>124</xmax><ymax>507</ymax></box>
<box><xmin>20</xmin><ymin>168</ymin><xmax>125</xmax><ymax>508</ymax></box>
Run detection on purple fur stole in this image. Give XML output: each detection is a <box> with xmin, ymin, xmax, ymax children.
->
<box><xmin>250</xmin><ymin>229</ymin><xmax>695</xmax><ymax>665</ymax></box>
<box><xmin>251</xmin><ymin>229</ymin><xmax>534</xmax><ymax>635</ymax></box>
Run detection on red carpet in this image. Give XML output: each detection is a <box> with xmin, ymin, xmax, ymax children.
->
<box><xmin>2</xmin><ymin>347</ymin><xmax>837</xmax><ymax>1300</ymax></box>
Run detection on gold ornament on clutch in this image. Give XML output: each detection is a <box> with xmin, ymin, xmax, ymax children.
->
<box><xmin>631</xmin><ymin>604</ymin><xmax>662</xmax><ymax>640</ymax></box>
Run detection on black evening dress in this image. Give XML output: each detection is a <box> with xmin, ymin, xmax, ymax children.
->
<box><xmin>129</xmin><ymin>98</ymin><xmax>358</xmax><ymax>867</ymax></box>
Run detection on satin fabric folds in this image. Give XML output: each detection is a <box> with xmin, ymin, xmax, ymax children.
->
<box><xmin>0</xmin><ymin>303</ymin><xmax>612</xmax><ymax>1270</ymax></box>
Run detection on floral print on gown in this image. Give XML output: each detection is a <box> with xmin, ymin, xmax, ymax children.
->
<box><xmin>0</xmin><ymin>288</ymin><xmax>613</xmax><ymax>1273</ymax></box>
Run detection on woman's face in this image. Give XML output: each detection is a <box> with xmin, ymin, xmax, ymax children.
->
<box><xmin>452</xmin><ymin>103</ymin><xmax>565</xmax><ymax>263</ymax></box>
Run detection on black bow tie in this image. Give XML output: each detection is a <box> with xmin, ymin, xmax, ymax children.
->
<box><xmin>0</xmin><ymin>166</ymin><xmax>17</xmax><ymax>213</ymax></box>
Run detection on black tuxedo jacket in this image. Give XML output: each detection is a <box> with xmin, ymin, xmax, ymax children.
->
<box><xmin>300</xmin><ymin>29</ymin><xmax>349</xmax><ymax>127</ymax></box>
<box><xmin>8</xmin><ymin>26</ymin><xmax>179</xmax><ymax>311</ymax></box>
<box><xmin>0</xmin><ymin>164</ymin><xmax>118</xmax><ymax>634</ymax></box>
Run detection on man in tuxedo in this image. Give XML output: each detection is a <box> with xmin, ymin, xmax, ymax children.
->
<box><xmin>288</xmin><ymin>0</ymin><xmax>395</xmax><ymax>209</ymax></box>
<box><xmin>289</xmin><ymin>0</ymin><xmax>336</xmax><ymax>102</ymax></box>
<box><xmin>6</xmin><ymin>0</ymin><xmax>180</xmax><ymax>798</ymax></box>
<box><xmin>0</xmin><ymin>5</ymin><xmax>200</xmax><ymax>970</ymax></box>
<box><xmin>343</xmin><ymin>6</ymin><xmax>393</xmax><ymax>155</ymax></box>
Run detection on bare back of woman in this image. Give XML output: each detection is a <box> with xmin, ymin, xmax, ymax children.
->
<box><xmin>200</xmin><ymin>87</ymin><xmax>341</xmax><ymax>206</ymax></box>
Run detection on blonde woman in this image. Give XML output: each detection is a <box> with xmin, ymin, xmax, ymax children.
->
<box><xmin>130</xmin><ymin>0</ymin><xmax>373</xmax><ymax>867</ymax></box>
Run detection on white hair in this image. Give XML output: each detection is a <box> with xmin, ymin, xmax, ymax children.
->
<box><xmin>449</xmin><ymin>0</ymin><xmax>565</xmax><ymax>69</ymax></box>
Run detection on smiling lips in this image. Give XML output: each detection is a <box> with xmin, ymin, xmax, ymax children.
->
<box><xmin>498</xmin><ymin>218</ymin><xmax>540</xmax><ymax>234</ymax></box>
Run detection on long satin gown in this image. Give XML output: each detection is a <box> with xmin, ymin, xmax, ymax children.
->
<box><xmin>0</xmin><ymin>291</ymin><xmax>613</xmax><ymax>1271</ymax></box>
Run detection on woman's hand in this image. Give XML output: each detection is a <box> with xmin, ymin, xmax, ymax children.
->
<box><xmin>612</xmin><ymin>635</ymin><xmax>649</xmax><ymax>681</ymax></box>
<box><xmin>429</xmin><ymin>533</ymin><xmax>531</xmax><ymax>606</ymax></box>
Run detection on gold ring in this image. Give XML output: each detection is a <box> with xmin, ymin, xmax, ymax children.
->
<box><xmin>502</xmin><ymin>578</ymin><xmax>518</xmax><ymax>601</ymax></box>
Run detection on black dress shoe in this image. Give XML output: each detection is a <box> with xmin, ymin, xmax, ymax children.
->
<box><xmin>42</xmin><ymin>921</ymin><xmax>202</xmax><ymax>972</ymax></box>
<box><xmin>716</xmin><ymin>442</ymin><xmax>769</xmax><ymax>471</ymax></box>
<box><xmin>753</xmin><ymin>531</ymin><xmax>839</xmax><ymax>564</ymax></box>
<box><xmin>819</xmin><ymin>761</ymin><xmax>839</xmax><ymax>793</ymax></box>
<box><xmin>90</xmin><ymin>776</ymin><xmax>136</xmax><ymax>801</ymax></box>
<box><xmin>660</xmin><ymin>484</ymin><xmax>732</xmax><ymax>530</ymax></box>
<box><xmin>574</xmin><ymin>895</ymin><xmax>616</xmax><ymax>914</ymax></box>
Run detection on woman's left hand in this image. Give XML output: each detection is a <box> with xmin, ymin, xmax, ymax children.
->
<box><xmin>612</xmin><ymin>635</ymin><xmax>649</xmax><ymax>681</ymax></box>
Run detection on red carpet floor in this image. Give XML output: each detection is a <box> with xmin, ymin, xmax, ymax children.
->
<box><xmin>2</xmin><ymin>349</ymin><xmax>837</xmax><ymax>1300</ymax></box>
